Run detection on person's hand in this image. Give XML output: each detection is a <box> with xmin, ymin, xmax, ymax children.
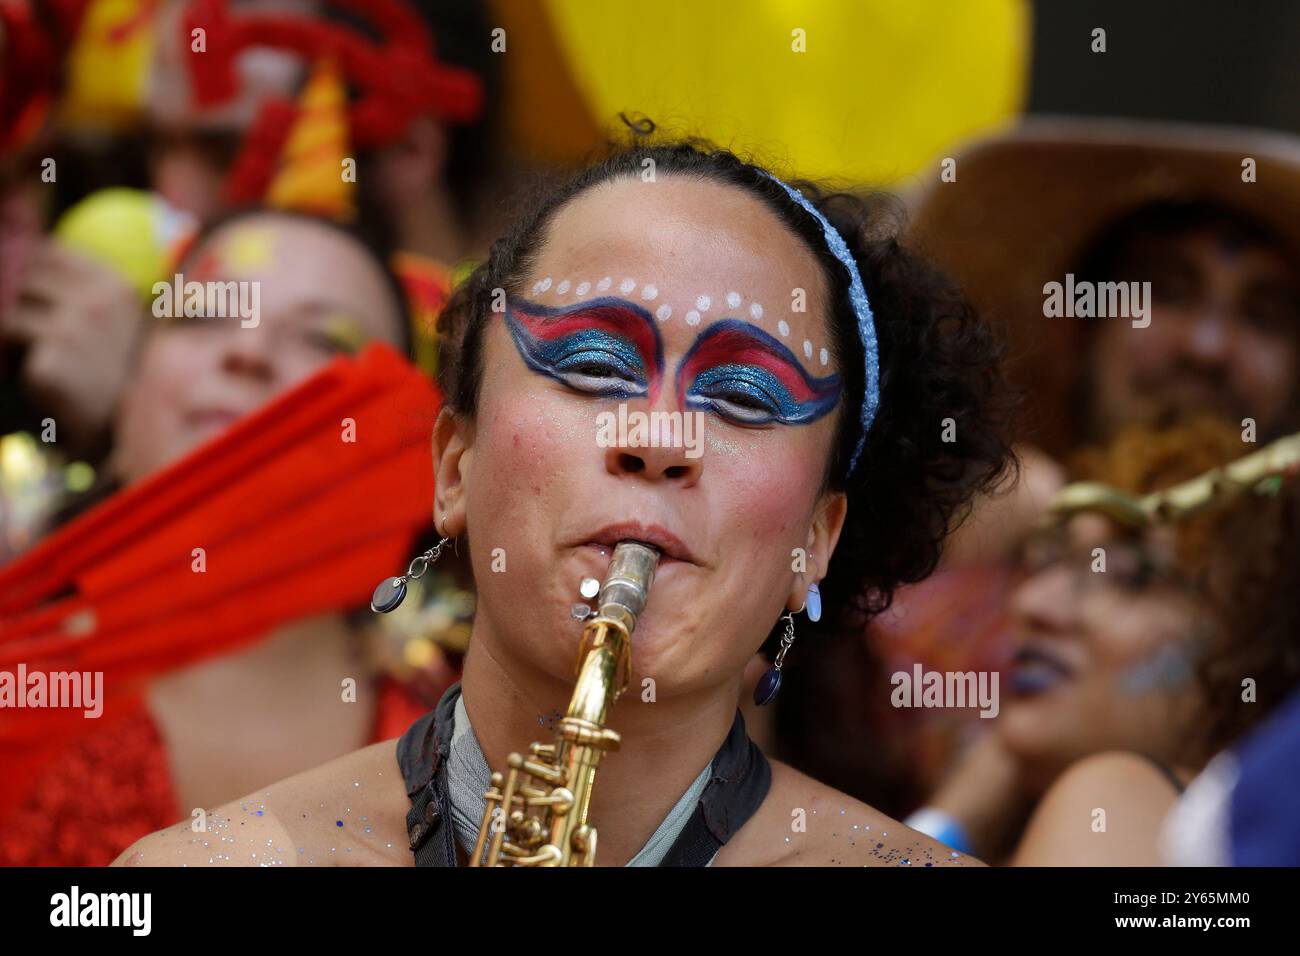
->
<box><xmin>926</xmin><ymin>728</ymin><xmax>1033</xmax><ymax>859</ymax></box>
<box><xmin>1</xmin><ymin>240</ymin><xmax>145</xmax><ymax>452</ymax></box>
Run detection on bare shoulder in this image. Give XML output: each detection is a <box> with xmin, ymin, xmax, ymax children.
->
<box><xmin>715</xmin><ymin>758</ymin><xmax>982</xmax><ymax>867</ymax></box>
<box><xmin>112</xmin><ymin>739</ymin><xmax>413</xmax><ymax>867</ymax></box>
<box><xmin>1012</xmin><ymin>751</ymin><xmax>1183</xmax><ymax>866</ymax></box>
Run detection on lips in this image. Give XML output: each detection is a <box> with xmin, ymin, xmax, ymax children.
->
<box><xmin>184</xmin><ymin>406</ymin><xmax>249</xmax><ymax>441</ymax></box>
<box><xmin>1009</xmin><ymin>644</ymin><xmax>1077</xmax><ymax>696</ymax></box>
<box><xmin>578</xmin><ymin>521</ymin><xmax>698</xmax><ymax>565</ymax></box>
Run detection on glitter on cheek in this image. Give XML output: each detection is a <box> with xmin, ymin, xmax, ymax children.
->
<box><xmin>700</xmin><ymin>429</ymin><xmax>744</xmax><ymax>458</ymax></box>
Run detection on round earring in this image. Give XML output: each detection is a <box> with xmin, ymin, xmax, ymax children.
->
<box><xmin>371</xmin><ymin>533</ymin><xmax>450</xmax><ymax>613</ymax></box>
<box><xmin>753</xmin><ymin>582</ymin><xmax>822</xmax><ymax>706</ymax></box>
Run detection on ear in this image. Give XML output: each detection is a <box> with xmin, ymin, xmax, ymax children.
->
<box><xmin>432</xmin><ymin>405</ymin><xmax>474</xmax><ymax>538</ymax></box>
<box><xmin>786</xmin><ymin>489</ymin><xmax>848</xmax><ymax>612</ymax></box>
<box><xmin>377</xmin><ymin>116</ymin><xmax>449</xmax><ymax>198</ymax></box>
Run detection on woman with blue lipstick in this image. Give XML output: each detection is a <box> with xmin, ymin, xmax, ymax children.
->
<box><xmin>116</xmin><ymin>134</ymin><xmax>1014</xmax><ymax>867</ymax></box>
<box><xmin>916</xmin><ymin>417</ymin><xmax>1300</xmax><ymax>865</ymax></box>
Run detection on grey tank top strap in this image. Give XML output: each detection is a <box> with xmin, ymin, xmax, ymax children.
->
<box><xmin>394</xmin><ymin>681</ymin><xmax>771</xmax><ymax>867</ymax></box>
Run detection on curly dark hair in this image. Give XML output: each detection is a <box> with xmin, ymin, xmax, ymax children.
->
<box><xmin>435</xmin><ymin>134</ymin><xmax>1017</xmax><ymax>657</ymax></box>
<box><xmin>1196</xmin><ymin>481</ymin><xmax>1300</xmax><ymax>760</ymax></box>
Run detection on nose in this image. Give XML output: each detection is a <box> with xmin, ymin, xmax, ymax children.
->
<box><xmin>606</xmin><ymin>441</ymin><xmax>703</xmax><ymax>485</ymax></box>
<box><xmin>216</xmin><ymin>324</ymin><xmax>277</xmax><ymax>385</ymax></box>
<box><xmin>602</xmin><ymin>398</ymin><xmax>704</xmax><ymax>487</ymax></box>
<box><xmin>1010</xmin><ymin>564</ymin><xmax>1078</xmax><ymax>635</ymax></box>
<box><xmin>1179</xmin><ymin>307</ymin><xmax>1231</xmax><ymax>366</ymax></box>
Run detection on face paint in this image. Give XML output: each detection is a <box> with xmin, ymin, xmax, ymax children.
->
<box><xmin>528</xmin><ymin>275</ymin><xmax>833</xmax><ymax>366</ymax></box>
<box><xmin>221</xmin><ymin>228</ymin><xmax>276</xmax><ymax>274</ymax></box>
<box><xmin>676</xmin><ymin>320</ymin><xmax>841</xmax><ymax>426</ymax></box>
<box><xmin>505</xmin><ymin>297</ymin><xmax>664</xmax><ymax>400</ymax></box>
<box><xmin>318</xmin><ymin>313</ymin><xmax>369</xmax><ymax>354</ymax></box>
<box><xmin>1119</xmin><ymin>641</ymin><xmax>1198</xmax><ymax>695</ymax></box>
<box><xmin>189</xmin><ymin>249</ymin><xmax>222</xmax><ymax>284</ymax></box>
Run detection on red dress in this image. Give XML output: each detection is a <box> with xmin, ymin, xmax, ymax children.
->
<box><xmin>0</xmin><ymin>676</ymin><xmax>435</xmax><ymax>867</ymax></box>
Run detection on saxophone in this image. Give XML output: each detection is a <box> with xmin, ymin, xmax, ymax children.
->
<box><xmin>1047</xmin><ymin>429</ymin><xmax>1300</xmax><ymax>527</ymax></box>
<box><xmin>469</xmin><ymin>541</ymin><xmax>660</xmax><ymax>866</ymax></box>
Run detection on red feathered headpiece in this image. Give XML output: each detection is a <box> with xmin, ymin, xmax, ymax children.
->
<box><xmin>178</xmin><ymin>0</ymin><xmax>486</xmax><ymax>204</ymax></box>
<box><xmin>0</xmin><ymin>0</ymin><xmax>91</xmax><ymax>151</ymax></box>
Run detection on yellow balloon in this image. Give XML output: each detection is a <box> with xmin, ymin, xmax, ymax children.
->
<box><xmin>540</xmin><ymin>0</ymin><xmax>1028</xmax><ymax>185</ymax></box>
<box><xmin>53</xmin><ymin>188</ymin><xmax>195</xmax><ymax>299</ymax></box>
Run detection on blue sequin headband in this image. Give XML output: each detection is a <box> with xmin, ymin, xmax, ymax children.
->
<box><xmin>757</xmin><ymin>170</ymin><xmax>880</xmax><ymax>475</ymax></box>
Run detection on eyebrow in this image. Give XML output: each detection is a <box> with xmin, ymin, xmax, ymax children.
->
<box><xmin>675</xmin><ymin>319</ymin><xmax>842</xmax><ymax>415</ymax></box>
<box><xmin>505</xmin><ymin>295</ymin><xmax>665</xmax><ymax>376</ymax></box>
<box><xmin>678</xmin><ymin>319</ymin><xmax>837</xmax><ymax>380</ymax></box>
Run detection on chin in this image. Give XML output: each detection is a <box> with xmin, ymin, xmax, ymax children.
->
<box><xmin>1000</xmin><ymin>702</ymin><xmax>1074</xmax><ymax>760</ymax></box>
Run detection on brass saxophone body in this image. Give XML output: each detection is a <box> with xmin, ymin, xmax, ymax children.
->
<box><xmin>469</xmin><ymin>541</ymin><xmax>660</xmax><ymax>866</ymax></box>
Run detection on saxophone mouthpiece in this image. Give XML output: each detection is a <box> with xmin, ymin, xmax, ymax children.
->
<box><xmin>598</xmin><ymin>541</ymin><xmax>661</xmax><ymax>626</ymax></box>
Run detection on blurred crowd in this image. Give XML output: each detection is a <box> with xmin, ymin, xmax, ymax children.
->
<box><xmin>1</xmin><ymin>0</ymin><xmax>1297</xmax><ymax>867</ymax></box>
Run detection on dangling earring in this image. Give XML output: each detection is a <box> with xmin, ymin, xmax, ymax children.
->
<box><xmin>371</xmin><ymin>527</ymin><xmax>451</xmax><ymax>613</ymax></box>
<box><xmin>754</xmin><ymin>582</ymin><xmax>821</xmax><ymax>706</ymax></box>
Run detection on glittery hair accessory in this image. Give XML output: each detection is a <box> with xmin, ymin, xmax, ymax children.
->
<box><xmin>757</xmin><ymin>170</ymin><xmax>881</xmax><ymax>475</ymax></box>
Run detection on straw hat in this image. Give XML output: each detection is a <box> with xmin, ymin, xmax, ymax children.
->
<box><xmin>908</xmin><ymin>116</ymin><xmax>1300</xmax><ymax>457</ymax></box>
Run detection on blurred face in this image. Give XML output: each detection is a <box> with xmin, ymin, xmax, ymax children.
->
<box><xmin>440</xmin><ymin>174</ymin><xmax>849</xmax><ymax>697</ymax></box>
<box><xmin>1090</xmin><ymin>226</ymin><xmax>1300</xmax><ymax>436</ymax></box>
<box><xmin>1001</xmin><ymin>513</ymin><xmax>1208</xmax><ymax>774</ymax></box>
<box><xmin>0</xmin><ymin>155</ymin><xmax>46</xmax><ymax>322</ymax></box>
<box><xmin>112</xmin><ymin>215</ymin><xmax>402</xmax><ymax>483</ymax></box>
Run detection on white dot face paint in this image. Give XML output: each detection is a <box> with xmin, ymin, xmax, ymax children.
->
<box><xmin>518</xmin><ymin>277</ymin><xmax>833</xmax><ymax>370</ymax></box>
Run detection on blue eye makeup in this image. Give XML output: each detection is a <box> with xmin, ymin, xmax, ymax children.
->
<box><xmin>687</xmin><ymin>365</ymin><xmax>797</xmax><ymax>424</ymax></box>
<box><xmin>505</xmin><ymin>297</ymin><xmax>663</xmax><ymax>399</ymax></box>
<box><xmin>676</xmin><ymin>320</ymin><xmax>841</xmax><ymax>426</ymax></box>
